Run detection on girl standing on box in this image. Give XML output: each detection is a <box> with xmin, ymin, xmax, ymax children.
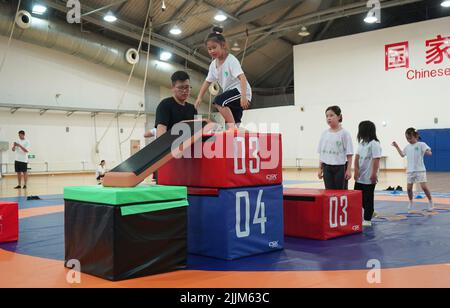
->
<box><xmin>354</xmin><ymin>121</ymin><xmax>382</xmax><ymax>227</ymax></box>
<box><xmin>195</xmin><ymin>27</ymin><xmax>252</xmax><ymax>129</ymax></box>
<box><xmin>317</xmin><ymin>106</ymin><xmax>354</xmax><ymax>190</ymax></box>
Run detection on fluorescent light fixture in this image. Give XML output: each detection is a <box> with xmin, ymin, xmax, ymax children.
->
<box><xmin>214</xmin><ymin>12</ymin><xmax>227</xmax><ymax>22</ymax></box>
<box><xmin>441</xmin><ymin>1</ymin><xmax>450</xmax><ymax>8</ymax></box>
<box><xmin>364</xmin><ymin>12</ymin><xmax>378</xmax><ymax>24</ymax></box>
<box><xmin>32</xmin><ymin>4</ymin><xmax>47</xmax><ymax>15</ymax></box>
<box><xmin>160</xmin><ymin>51</ymin><xmax>172</xmax><ymax>61</ymax></box>
<box><xmin>103</xmin><ymin>12</ymin><xmax>117</xmax><ymax>23</ymax></box>
<box><xmin>298</xmin><ymin>26</ymin><xmax>310</xmax><ymax>37</ymax></box>
<box><xmin>170</xmin><ymin>26</ymin><xmax>182</xmax><ymax>35</ymax></box>
<box><xmin>231</xmin><ymin>42</ymin><xmax>241</xmax><ymax>52</ymax></box>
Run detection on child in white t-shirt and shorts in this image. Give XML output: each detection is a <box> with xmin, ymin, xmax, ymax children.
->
<box><xmin>392</xmin><ymin>128</ymin><xmax>434</xmax><ymax>212</ymax></box>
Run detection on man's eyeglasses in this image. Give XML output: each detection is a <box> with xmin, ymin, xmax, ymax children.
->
<box><xmin>175</xmin><ymin>86</ymin><xmax>192</xmax><ymax>92</ymax></box>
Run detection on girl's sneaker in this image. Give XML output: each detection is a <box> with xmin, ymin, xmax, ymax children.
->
<box><xmin>362</xmin><ymin>220</ymin><xmax>372</xmax><ymax>227</ymax></box>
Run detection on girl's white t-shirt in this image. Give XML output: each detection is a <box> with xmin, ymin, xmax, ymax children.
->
<box><xmin>404</xmin><ymin>142</ymin><xmax>430</xmax><ymax>173</ymax></box>
<box><xmin>356</xmin><ymin>140</ymin><xmax>382</xmax><ymax>185</ymax></box>
<box><xmin>318</xmin><ymin>129</ymin><xmax>354</xmax><ymax>165</ymax></box>
<box><xmin>206</xmin><ymin>54</ymin><xmax>252</xmax><ymax>101</ymax></box>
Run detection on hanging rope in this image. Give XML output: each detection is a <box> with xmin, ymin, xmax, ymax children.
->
<box><xmin>119</xmin><ymin>16</ymin><xmax>152</xmax><ymax>149</ymax></box>
<box><xmin>240</xmin><ymin>27</ymin><xmax>249</xmax><ymax>66</ymax></box>
<box><xmin>0</xmin><ymin>0</ymin><xmax>22</xmax><ymax>73</ymax></box>
<box><xmin>95</xmin><ymin>0</ymin><xmax>153</xmax><ymax>158</ymax></box>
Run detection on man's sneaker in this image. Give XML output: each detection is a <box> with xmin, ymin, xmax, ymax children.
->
<box><xmin>427</xmin><ymin>203</ymin><xmax>434</xmax><ymax>212</ymax></box>
<box><xmin>22</xmin><ymin>185</ymin><xmax>27</xmax><ymax>189</ymax></box>
<box><xmin>372</xmin><ymin>211</ymin><xmax>378</xmax><ymax>219</ymax></box>
<box><xmin>362</xmin><ymin>221</ymin><xmax>372</xmax><ymax>227</ymax></box>
<box><xmin>384</xmin><ymin>186</ymin><xmax>394</xmax><ymax>191</ymax></box>
<box><xmin>396</xmin><ymin>186</ymin><xmax>403</xmax><ymax>191</ymax></box>
<box><xmin>14</xmin><ymin>185</ymin><xmax>21</xmax><ymax>189</ymax></box>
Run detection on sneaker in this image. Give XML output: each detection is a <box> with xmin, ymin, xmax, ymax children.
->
<box><xmin>396</xmin><ymin>186</ymin><xmax>403</xmax><ymax>191</ymax></box>
<box><xmin>427</xmin><ymin>203</ymin><xmax>434</xmax><ymax>212</ymax></box>
<box><xmin>408</xmin><ymin>202</ymin><xmax>413</xmax><ymax>212</ymax></box>
<box><xmin>372</xmin><ymin>211</ymin><xmax>378</xmax><ymax>219</ymax></box>
<box><xmin>14</xmin><ymin>185</ymin><xmax>21</xmax><ymax>189</ymax></box>
<box><xmin>22</xmin><ymin>185</ymin><xmax>27</xmax><ymax>189</ymax></box>
<box><xmin>362</xmin><ymin>221</ymin><xmax>372</xmax><ymax>227</ymax></box>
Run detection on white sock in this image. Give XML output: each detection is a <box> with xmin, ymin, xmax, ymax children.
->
<box><xmin>428</xmin><ymin>201</ymin><xmax>434</xmax><ymax>210</ymax></box>
<box><xmin>408</xmin><ymin>201</ymin><xmax>413</xmax><ymax>211</ymax></box>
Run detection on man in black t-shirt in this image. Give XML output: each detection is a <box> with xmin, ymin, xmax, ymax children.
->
<box><xmin>145</xmin><ymin>71</ymin><xmax>198</xmax><ymax>139</ymax></box>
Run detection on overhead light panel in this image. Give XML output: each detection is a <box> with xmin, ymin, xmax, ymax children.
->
<box><xmin>214</xmin><ymin>12</ymin><xmax>227</xmax><ymax>22</ymax></box>
<box><xmin>160</xmin><ymin>51</ymin><xmax>172</xmax><ymax>62</ymax></box>
<box><xmin>104</xmin><ymin>12</ymin><xmax>117</xmax><ymax>23</ymax></box>
<box><xmin>298</xmin><ymin>26</ymin><xmax>310</xmax><ymax>37</ymax></box>
<box><xmin>441</xmin><ymin>0</ymin><xmax>450</xmax><ymax>7</ymax></box>
<box><xmin>231</xmin><ymin>42</ymin><xmax>241</xmax><ymax>52</ymax></box>
<box><xmin>364</xmin><ymin>11</ymin><xmax>378</xmax><ymax>24</ymax></box>
<box><xmin>170</xmin><ymin>26</ymin><xmax>182</xmax><ymax>35</ymax></box>
<box><xmin>32</xmin><ymin>4</ymin><xmax>47</xmax><ymax>15</ymax></box>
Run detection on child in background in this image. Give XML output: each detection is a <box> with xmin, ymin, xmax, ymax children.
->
<box><xmin>195</xmin><ymin>27</ymin><xmax>252</xmax><ymax>129</ymax></box>
<box><xmin>96</xmin><ymin>160</ymin><xmax>107</xmax><ymax>184</ymax></box>
<box><xmin>392</xmin><ymin>128</ymin><xmax>434</xmax><ymax>212</ymax></box>
<box><xmin>354</xmin><ymin>121</ymin><xmax>382</xmax><ymax>227</ymax></box>
<box><xmin>317</xmin><ymin>106</ymin><xmax>354</xmax><ymax>190</ymax></box>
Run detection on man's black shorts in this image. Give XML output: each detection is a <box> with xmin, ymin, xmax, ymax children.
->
<box><xmin>15</xmin><ymin>161</ymin><xmax>28</xmax><ymax>173</ymax></box>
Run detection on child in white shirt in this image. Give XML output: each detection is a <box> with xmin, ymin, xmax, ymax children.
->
<box><xmin>195</xmin><ymin>27</ymin><xmax>251</xmax><ymax>129</ymax></box>
<box><xmin>392</xmin><ymin>128</ymin><xmax>434</xmax><ymax>212</ymax></box>
<box><xmin>354</xmin><ymin>121</ymin><xmax>382</xmax><ymax>227</ymax></box>
<box><xmin>317</xmin><ymin>106</ymin><xmax>354</xmax><ymax>190</ymax></box>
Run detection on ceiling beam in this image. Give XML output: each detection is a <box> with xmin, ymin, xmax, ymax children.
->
<box><xmin>156</xmin><ymin>0</ymin><xmax>194</xmax><ymax>33</ymax></box>
<box><xmin>254</xmin><ymin>51</ymin><xmax>293</xmax><ymax>86</ymax></box>
<box><xmin>225</xmin><ymin>0</ymin><xmax>423</xmax><ymax>42</ymax></box>
<box><xmin>183</xmin><ymin>0</ymin><xmax>304</xmax><ymax>47</ymax></box>
<box><xmin>41</xmin><ymin>0</ymin><xmax>211</xmax><ymax>69</ymax></box>
<box><xmin>235</xmin><ymin>1</ymin><xmax>307</xmax><ymax>60</ymax></box>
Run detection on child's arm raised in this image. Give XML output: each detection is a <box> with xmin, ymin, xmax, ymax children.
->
<box><xmin>392</xmin><ymin>141</ymin><xmax>406</xmax><ymax>157</ymax></box>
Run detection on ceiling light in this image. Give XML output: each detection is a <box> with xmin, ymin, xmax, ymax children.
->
<box><xmin>231</xmin><ymin>42</ymin><xmax>241</xmax><ymax>52</ymax></box>
<box><xmin>160</xmin><ymin>51</ymin><xmax>172</xmax><ymax>61</ymax></box>
<box><xmin>364</xmin><ymin>12</ymin><xmax>378</xmax><ymax>24</ymax></box>
<box><xmin>441</xmin><ymin>1</ymin><xmax>450</xmax><ymax>7</ymax></box>
<box><xmin>298</xmin><ymin>26</ymin><xmax>310</xmax><ymax>37</ymax></box>
<box><xmin>103</xmin><ymin>12</ymin><xmax>117</xmax><ymax>23</ymax></box>
<box><xmin>32</xmin><ymin>4</ymin><xmax>47</xmax><ymax>15</ymax></box>
<box><xmin>170</xmin><ymin>26</ymin><xmax>182</xmax><ymax>35</ymax></box>
<box><xmin>214</xmin><ymin>12</ymin><xmax>227</xmax><ymax>22</ymax></box>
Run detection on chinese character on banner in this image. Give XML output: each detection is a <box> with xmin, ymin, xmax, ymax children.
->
<box><xmin>385</xmin><ymin>41</ymin><xmax>409</xmax><ymax>71</ymax></box>
<box><xmin>426</xmin><ymin>35</ymin><xmax>450</xmax><ymax>65</ymax></box>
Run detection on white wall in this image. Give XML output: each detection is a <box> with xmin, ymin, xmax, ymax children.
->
<box><xmin>0</xmin><ymin>35</ymin><xmax>209</xmax><ymax>174</ymax></box>
<box><xmin>0</xmin><ymin>36</ymin><xmax>148</xmax><ymax>111</ymax></box>
<box><xmin>0</xmin><ymin>110</ymin><xmax>149</xmax><ymax>174</ymax></box>
<box><xmin>294</xmin><ymin>16</ymin><xmax>450</xmax><ymax>169</ymax></box>
<box><xmin>243</xmin><ymin>17</ymin><xmax>450</xmax><ymax>169</ymax></box>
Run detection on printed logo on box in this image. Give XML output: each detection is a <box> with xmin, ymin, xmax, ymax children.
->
<box><xmin>266</xmin><ymin>174</ymin><xmax>278</xmax><ymax>182</ymax></box>
<box><xmin>352</xmin><ymin>225</ymin><xmax>360</xmax><ymax>232</ymax></box>
<box><xmin>269</xmin><ymin>241</ymin><xmax>279</xmax><ymax>248</ymax></box>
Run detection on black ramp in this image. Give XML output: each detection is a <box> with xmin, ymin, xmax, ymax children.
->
<box><xmin>111</xmin><ymin>120</ymin><xmax>208</xmax><ymax>176</ymax></box>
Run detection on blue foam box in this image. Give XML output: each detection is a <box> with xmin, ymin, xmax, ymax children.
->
<box><xmin>187</xmin><ymin>185</ymin><xmax>284</xmax><ymax>260</ymax></box>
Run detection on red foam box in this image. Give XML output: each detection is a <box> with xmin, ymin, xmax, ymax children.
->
<box><xmin>0</xmin><ymin>202</ymin><xmax>19</xmax><ymax>243</ymax></box>
<box><xmin>283</xmin><ymin>189</ymin><xmax>362</xmax><ymax>240</ymax></box>
<box><xmin>158</xmin><ymin>131</ymin><xmax>282</xmax><ymax>188</ymax></box>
